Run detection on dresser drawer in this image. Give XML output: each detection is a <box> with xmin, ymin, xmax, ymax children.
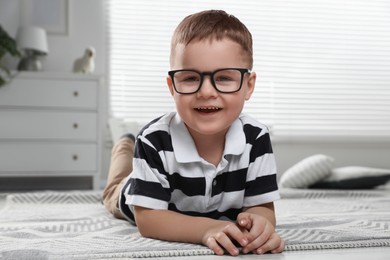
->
<box><xmin>0</xmin><ymin>77</ymin><xmax>97</xmax><ymax>109</ymax></box>
<box><xmin>0</xmin><ymin>110</ymin><xmax>97</xmax><ymax>140</ymax></box>
<box><xmin>0</xmin><ymin>143</ymin><xmax>97</xmax><ymax>172</ymax></box>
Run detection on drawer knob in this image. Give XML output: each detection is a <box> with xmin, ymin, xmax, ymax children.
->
<box><xmin>72</xmin><ymin>155</ymin><xmax>78</xmax><ymax>161</ymax></box>
<box><xmin>73</xmin><ymin>123</ymin><xmax>78</xmax><ymax>129</ymax></box>
<box><xmin>73</xmin><ymin>91</ymin><xmax>79</xmax><ymax>97</ymax></box>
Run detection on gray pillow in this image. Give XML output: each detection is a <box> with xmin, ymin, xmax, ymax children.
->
<box><xmin>310</xmin><ymin>166</ymin><xmax>390</xmax><ymax>189</ymax></box>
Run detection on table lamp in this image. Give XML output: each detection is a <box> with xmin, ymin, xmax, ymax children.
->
<box><xmin>16</xmin><ymin>26</ymin><xmax>49</xmax><ymax>71</ymax></box>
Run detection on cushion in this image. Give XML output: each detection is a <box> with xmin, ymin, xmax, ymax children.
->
<box><xmin>310</xmin><ymin>166</ymin><xmax>390</xmax><ymax>189</ymax></box>
<box><xmin>279</xmin><ymin>154</ymin><xmax>334</xmax><ymax>188</ymax></box>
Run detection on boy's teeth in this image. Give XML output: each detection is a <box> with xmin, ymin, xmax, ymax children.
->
<box><xmin>196</xmin><ymin>107</ymin><xmax>220</xmax><ymax>111</ymax></box>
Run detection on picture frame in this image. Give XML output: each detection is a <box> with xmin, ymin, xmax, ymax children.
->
<box><xmin>19</xmin><ymin>0</ymin><xmax>69</xmax><ymax>35</ymax></box>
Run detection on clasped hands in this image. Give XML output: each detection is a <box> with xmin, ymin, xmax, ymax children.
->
<box><xmin>203</xmin><ymin>212</ymin><xmax>285</xmax><ymax>256</ymax></box>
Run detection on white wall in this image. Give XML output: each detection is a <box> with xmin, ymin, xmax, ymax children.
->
<box><xmin>0</xmin><ymin>0</ymin><xmax>106</xmax><ymax>74</ymax></box>
<box><xmin>1</xmin><ymin>0</ymin><xmax>389</xmax><ymax>188</ymax></box>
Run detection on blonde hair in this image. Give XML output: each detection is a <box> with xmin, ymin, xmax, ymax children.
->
<box><xmin>170</xmin><ymin>10</ymin><xmax>253</xmax><ymax>68</ymax></box>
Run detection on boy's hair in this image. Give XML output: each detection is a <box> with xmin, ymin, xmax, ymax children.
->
<box><xmin>170</xmin><ymin>10</ymin><xmax>253</xmax><ymax>68</ymax></box>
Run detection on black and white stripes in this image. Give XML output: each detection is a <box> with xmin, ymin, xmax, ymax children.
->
<box><xmin>120</xmin><ymin>112</ymin><xmax>279</xmax><ymax>222</ymax></box>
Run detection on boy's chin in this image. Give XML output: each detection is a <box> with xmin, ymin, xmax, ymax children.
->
<box><xmin>187</xmin><ymin>123</ymin><xmax>231</xmax><ymax>137</ymax></box>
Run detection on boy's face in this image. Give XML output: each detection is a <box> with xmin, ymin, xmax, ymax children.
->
<box><xmin>167</xmin><ymin>38</ymin><xmax>256</xmax><ymax>138</ymax></box>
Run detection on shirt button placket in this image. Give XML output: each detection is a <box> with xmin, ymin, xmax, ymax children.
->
<box><xmin>203</xmin><ymin>162</ymin><xmax>217</xmax><ymax>208</ymax></box>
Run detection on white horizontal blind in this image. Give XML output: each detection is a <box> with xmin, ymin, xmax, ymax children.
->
<box><xmin>106</xmin><ymin>0</ymin><xmax>390</xmax><ymax>140</ymax></box>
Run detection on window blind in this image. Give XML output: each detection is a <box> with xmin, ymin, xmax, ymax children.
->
<box><xmin>106</xmin><ymin>0</ymin><xmax>390</xmax><ymax>140</ymax></box>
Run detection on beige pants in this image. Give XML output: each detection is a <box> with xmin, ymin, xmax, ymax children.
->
<box><xmin>102</xmin><ymin>138</ymin><xmax>134</xmax><ymax>219</ymax></box>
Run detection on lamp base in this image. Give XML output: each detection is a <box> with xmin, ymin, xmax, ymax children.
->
<box><xmin>17</xmin><ymin>56</ymin><xmax>42</xmax><ymax>71</ymax></box>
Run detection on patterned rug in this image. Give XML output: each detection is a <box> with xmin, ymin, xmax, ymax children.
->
<box><xmin>0</xmin><ymin>189</ymin><xmax>389</xmax><ymax>259</ymax></box>
<box><xmin>276</xmin><ymin>189</ymin><xmax>390</xmax><ymax>250</ymax></box>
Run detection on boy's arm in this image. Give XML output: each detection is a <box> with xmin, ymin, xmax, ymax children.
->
<box><xmin>134</xmin><ymin>206</ymin><xmax>248</xmax><ymax>256</ymax></box>
<box><xmin>243</xmin><ymin>202</ymin><xmax>276</xmax><ymax>225</ymax></box>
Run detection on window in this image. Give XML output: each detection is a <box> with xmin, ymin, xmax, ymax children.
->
<box><xmin>106</xmin><ymin>0</ymin><xmax>390</xmax><ymax>140</ymax></box>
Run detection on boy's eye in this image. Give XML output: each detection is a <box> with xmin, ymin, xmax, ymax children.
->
<box><xmin>215</xmin><ymin>75</ymin><xmax>234</xmax><ymax>82</ymax></box>
<box><xmin>175</xmin><ymin>71</ymin><xmax>200</xmax><ymax>83</ymax></box>
<box><xmin>182</xmin><ymin>76</ymin><xmax>200</xmax><ymax>82</ymax></box>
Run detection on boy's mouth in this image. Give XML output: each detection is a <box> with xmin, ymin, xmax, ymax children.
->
<box><xmin>194</xmin><ymin>106</ymin><xmax>222</xmax><ymax>113</ymax></box>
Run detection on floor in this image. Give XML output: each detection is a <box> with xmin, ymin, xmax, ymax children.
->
<box><xmin>151</xmin><ymin>247</ymin><xmax>390</xmax><ymax>260</ymax></box>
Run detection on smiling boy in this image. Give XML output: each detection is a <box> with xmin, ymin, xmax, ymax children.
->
<box><xmin>103</xmin><ymin>10</ymin><xmax>284</xmax><ymax>256</ymax></box>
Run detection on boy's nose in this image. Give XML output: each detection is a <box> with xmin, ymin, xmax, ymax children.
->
<box><xmin>197</xmin><ymin>76</ymin><xmax>218</xmax><ymax>98</ymax></box>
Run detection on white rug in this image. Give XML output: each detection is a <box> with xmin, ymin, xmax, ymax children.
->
<box><xmin>0</xmin><ymin>189</ymin><xmax>389</xmax><ymax>259</ymax></box>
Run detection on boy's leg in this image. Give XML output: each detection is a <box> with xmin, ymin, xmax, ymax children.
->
<box><xmin>102</xmin><ymin>135</ymin><xmax>135</xmax><ymax>219</ymax></box>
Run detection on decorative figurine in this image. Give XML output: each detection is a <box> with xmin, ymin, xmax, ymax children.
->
<box><xmin>73</xmin><ymin>47</ymin><xmax>95</xmax><ymax>73</ymax></box>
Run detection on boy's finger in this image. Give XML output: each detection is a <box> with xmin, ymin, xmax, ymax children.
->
<box><xmin>205</xmin><ymin>236</ymin><xmax>225</xmax><ymax>256</ymax></box>
<box><xmin>212</xmin><ymin>232</ymin><xmax>240</xmax><ymax>256</ymax></box>
<box><xmin>271</xmin><ymin>238</ymin><xmax>285</xmax><ymax>254</ymax></box>
<box><xmin>236</xmin><ymin>212</ymin><xmax>252</xmax><ymax>230</ymax></box>
<box><xmin>224</xmin><ymin>223</ymin><xmax>249</xmax><ymax>248</ymax></box>
<box><xmin>256</xmin><ymin>233</ymin><xmax>285</xmax><ymax>254</ymax></box>
<box><xmin>242</xmin><ymin>224</ymin><xmax>272</xmax><ymax>253</ymax></box>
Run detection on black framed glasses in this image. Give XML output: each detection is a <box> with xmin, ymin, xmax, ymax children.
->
<box><xmin>168</xmin><ymin>68</ymin><xmax>251</xmax><ymax>94</ymax></box>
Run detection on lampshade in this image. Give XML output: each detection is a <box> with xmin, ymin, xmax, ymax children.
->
<box><xmin>16</xmin><ymin>26</ymin><xmax>49</xmax><ymax>54</ymax></box>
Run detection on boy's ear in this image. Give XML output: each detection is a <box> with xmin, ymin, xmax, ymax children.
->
<box><xmin>245</xmin><ymin>71</ymin><xmax>256</xmax><ymax>100</ymax></box>
<box><xmin>166</xmin><ymin>76</ymin><xmax>175</xmax><ymax>96</ymax></box>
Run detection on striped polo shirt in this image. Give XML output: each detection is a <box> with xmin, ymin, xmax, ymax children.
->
<box><xmin>119</xmin><ymin>112</ymin><xmax>280</xmax><ymax>224</ymax></box>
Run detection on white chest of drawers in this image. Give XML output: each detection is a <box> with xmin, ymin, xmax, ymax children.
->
<box><xmin>0</xmin><ymin>72</ymin><xmax>105</xmax><ymax>189</ymax></box>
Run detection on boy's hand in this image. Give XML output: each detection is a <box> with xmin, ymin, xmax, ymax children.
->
<box><xmin>237</xmin><ymin>212</ymin><xmax>284</xmax><ymax>254</ymax></box>
<box><xmin>202</xmin><ymin>221</ymin><xmax>249</xmax><ymax>256</ymax></box>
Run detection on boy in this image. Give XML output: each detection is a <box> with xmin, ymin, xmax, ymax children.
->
<box><xmin>103</xmin><ymin>10</ymin><xmax>284</xmax><ymax>256</ymax></box>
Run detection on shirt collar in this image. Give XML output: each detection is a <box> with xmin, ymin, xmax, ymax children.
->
<box><xmin>170</xmin><ymin>114</ymin><xmax>200</xmax><ymax>163</ymax></box>
<box><xmin>224</xmin><ymin>118</ymin><xmax>246</xmax><ymax>156</ymax></box>
<box><xmin>170</xmin><ymin>113</ymin><xmax>246</xmax><ymax>163</ymax></box>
